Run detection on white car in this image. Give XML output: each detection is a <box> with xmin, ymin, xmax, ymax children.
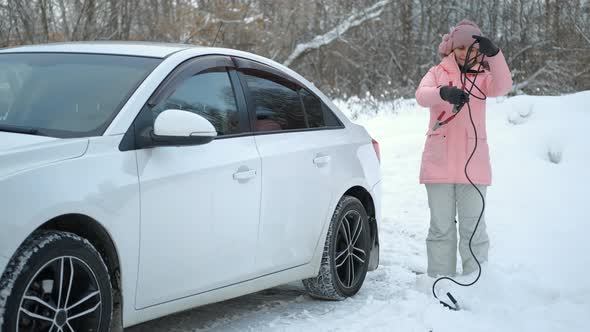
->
<box><xmin>0</xmin><ymin>42</ymin><xmax>381</xmax><ymax>331</ymax></box>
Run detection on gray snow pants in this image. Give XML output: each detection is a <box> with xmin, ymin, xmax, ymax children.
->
<box><xmin>425</xmin><ymin>183</ymin><xmax>489</xmax><ymax>277</ymax></box>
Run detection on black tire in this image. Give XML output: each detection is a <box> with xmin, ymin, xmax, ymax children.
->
<box><xmin>303</xmin><ymin>195</ymin><xmax>371</xmax><ymax>300</ymax></box>
<box><xmin>0</xmin><ymin>231</ymin><xmax>112</xmax><ymax>332</ymax></box>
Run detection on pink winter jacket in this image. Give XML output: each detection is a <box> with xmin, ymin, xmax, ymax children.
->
<box><xmin>415</xmin><ymin>51</ymin><xmax>512</xmax><ymax>185</ymax></box>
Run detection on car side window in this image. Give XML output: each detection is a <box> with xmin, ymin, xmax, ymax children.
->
<box><xmin>240</xmin><ymin>69</ymin><xmax>307</xmax><ymax>132</ymax></box>
<box><xmin>322</xmin><ymin>103</ymin><xmax>342</xmax><ymax>127</ymax></box>
<box><xmin>152</xmin><ymin>68</ymin><xmax>240</xmax><ymax>136</ymax></box>
<box><xmin>299</xmin><ymin>88</ymin><xmax>343</xmax><ymax>128</ymax></box>
<box><xmin>299</xmin><ymin>89</ymin><xmax>324</xmax><ymax>128</ymax></box>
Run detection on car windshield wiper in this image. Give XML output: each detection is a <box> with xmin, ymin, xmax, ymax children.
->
<box><xmin>0</xmin><ymin>124</ymin><xmax>42</xmax><ymax>135</ymax></box>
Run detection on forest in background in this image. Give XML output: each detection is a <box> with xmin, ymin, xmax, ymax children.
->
<box><xmin>1</xmin><ymin>0</ymin><xmax>588</xmax><ymax>99</ymax></box>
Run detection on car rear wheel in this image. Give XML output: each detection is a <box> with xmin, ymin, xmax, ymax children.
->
<box><xmin>0</xmin><ymin>231</ymin><xmax>112</xmax><ymax>332</ymax></box>
<box><xmin>303</xmin><ymin>195</ymin><xmax>371</xmax><ymax>300</ymax></box>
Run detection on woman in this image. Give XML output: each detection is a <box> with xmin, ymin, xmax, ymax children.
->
<box><xmin>415</xmin><ymin>20</ymin><xmax>512</xmax><ymax>278</ymax></box>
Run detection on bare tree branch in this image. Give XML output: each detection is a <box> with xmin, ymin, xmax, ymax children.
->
<box><xmin>283</xmin><ymin>0</ymin><xmax>391</xmax><ymax>66</ymax></box>
<box><xmin>507</xmin><ymin>40</ymin><xmax>549</xmax><ymax>65</ymax></box>
<box><xmin>573</xmin><ymin>23</ymin><xmax>590</xmax><ymax>46</ymax></box>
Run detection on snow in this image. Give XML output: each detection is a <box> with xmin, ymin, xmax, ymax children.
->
<box><xmin>282</xmin><ymin>0</ymin><xmax>391</xmax><ymax>66</ymax></box>
<box><xmin>128</xmin><ymin>91</ymin><xmax>590</xmax><ymax>331</ymax></box>
<box><xmin>243</xmin><ymin>14</ymin><xmax>264</xmax><ymax>24</ymax></box>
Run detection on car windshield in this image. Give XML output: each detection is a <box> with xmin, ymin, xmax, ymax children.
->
<box><xmin>0</xmin><ymin>53</ymin><xmax>161</xmax><ymax>138</ymax></box>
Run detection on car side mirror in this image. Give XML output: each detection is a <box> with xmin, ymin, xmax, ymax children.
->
<box><xmin>151</xmin><ymin>109</ymin><xmax>217</xmax><ymax>146</ymax></box>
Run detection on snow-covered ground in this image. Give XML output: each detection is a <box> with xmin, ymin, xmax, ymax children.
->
<box><xmin>128</xmin><ymin>91</ymin><xmax>590</xmax><ymax>332</ymax></box>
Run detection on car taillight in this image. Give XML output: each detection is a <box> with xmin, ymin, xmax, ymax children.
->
<box><xmin>372</xmin><ymin>138</ymin><xmax>380</xmax><ymax>163</ymax></box>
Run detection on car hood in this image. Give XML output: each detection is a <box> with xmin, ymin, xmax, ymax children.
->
<box><xmin>0</xmin><ymin>132</ymin><xmax>89</xmax><ymax>179</ymax></box>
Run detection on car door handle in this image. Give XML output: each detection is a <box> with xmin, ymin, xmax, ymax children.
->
<box><xmin>313</xmin><ymin>155</ymin><xmax>331</xmax><ymax>166</ymax></box>
<box><xmin>233</xmin><ymin>169</ymin><xmax>257</xmax><ymax>181</ymax></box>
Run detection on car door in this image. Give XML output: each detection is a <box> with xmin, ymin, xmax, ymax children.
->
<box><xmin>234</xmin><ymin>58</ymin><xmax>345</xmax><ymax>274</ymax></box>
<box><xmin>132</xmin><ymin>56</ymin><xmax>262</xmax><ymax>309</ymax></box>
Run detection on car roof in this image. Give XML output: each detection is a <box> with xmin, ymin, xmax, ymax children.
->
<box><xmin>0</xmin><ymin>41</ymin><xmax>197</xmax><ymax>58</ymax></box>
<box><xmin>0</xmin><ymin>41</ymin><xmax>352</xmax><ymax>130</ymax></box>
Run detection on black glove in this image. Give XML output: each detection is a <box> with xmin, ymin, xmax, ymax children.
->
<box><xmin>472</xmin><ymin>35</ymin><xmax>499</xmax><ymax>57</ymax></box>
<box><xmin>439</xmin><ymin>86</ymin><xmax>470</xmax><ymax>105</ymax></box>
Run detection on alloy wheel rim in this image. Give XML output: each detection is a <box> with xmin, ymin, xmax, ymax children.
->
<box><xmin>334</xmin><ymin>210</ymin><xmax>368</xmax><ymax>289</ymax></box>
<box><xmin>16</xmin><ymin>256</ymin><xmax>102</xmax><ymax>332</ymax></box>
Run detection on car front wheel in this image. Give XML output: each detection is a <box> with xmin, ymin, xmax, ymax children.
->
<box><xmin>0</xmin><ymin>231</ymin><xmax>112</xmax><ymax>332</ymax></box>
